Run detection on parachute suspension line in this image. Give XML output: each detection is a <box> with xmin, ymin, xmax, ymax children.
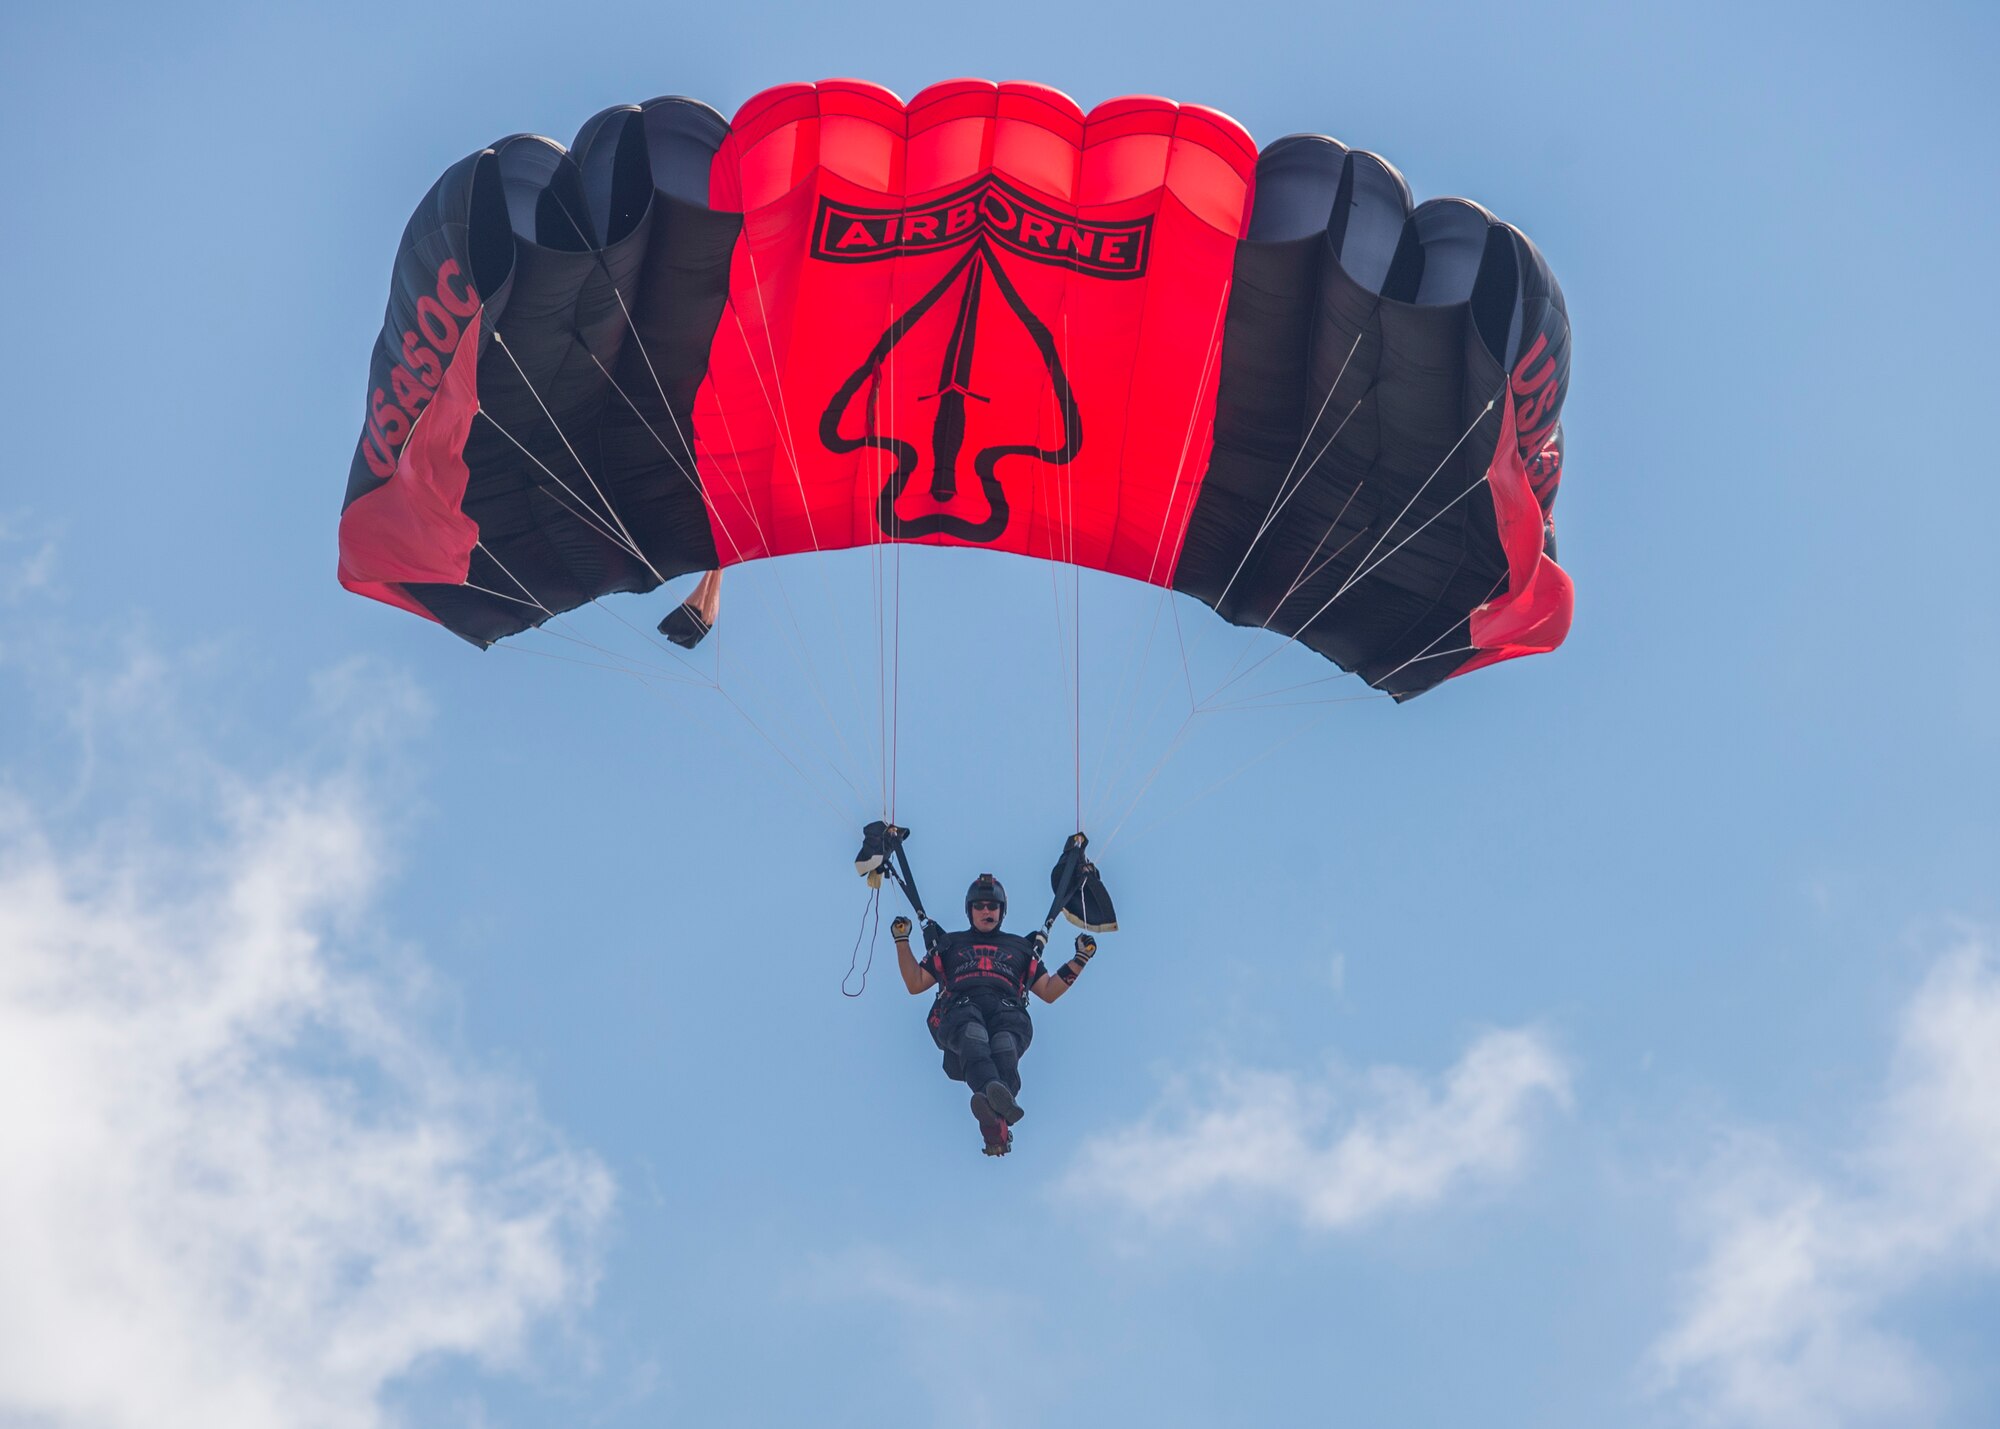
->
<box><xmin>1087</xmin><ymin>589</ymin><xmax>1208</xmax><ymax>850</ymax></box>
<box><xmin>589</xmin><ymin>327</ymin><xmax>885</xmax><ymax>814</ymax></box>
<box><xmin>459</xmin><ymin>581</ymin><xmax>543</xmax><ymax>609</ymax></box>
<box><xmin>490</xmin><ymin>334</ymin><xmax>665</xmax><ymax>584</ymax></box>
<box><xmin>1117</xmin><ymin>703</ymin><xmax>1352</xmax><ymax>846</ymax></box>
<box><xmin>473</xmin><ymin>420</ymin><xmax>734</xmax><ymax>687</ymax></box>
<box><xmin>474</xmin><ymin>410</ymin><xmax>650</xmax><ymax>561</ymax></box>
<box><xmin>475</xmin><ymin>542</ymin><xmax>867</xmax><ymax>820</ymax></box>
<box><xmin>599</xmin><ymin>290</ymin><xmax>775</xmax><ymax>558</ymax></box>
<box><xmin>1169</xmin><ymin>584</ymin><xmax>1199</xmax><ymax>715</ymax></box>
<box><xmin>733</xmin><ymin>236</ymin><xmax>815</xmax><ymax>540</ymax></box>
<box><xmin>1074</xmin><ymin>551</ymin><xmax>1083</xmax><ymax>832</ymax></box>
<box><xmin>722</xmin><ymin>247</ymin><xmax>881</xmax><ymax>741</ymax></box>
<box><xmin>873</xmin><ymin>548</ymin><xmax>902</xmax><ymax>825</ymax></box>
<box><xmin>1333</xmin><ymin>396</ymin><xmax>1499</xmax><ymax>605</ymax></box>
<box><xmin>1353</xmin><ymin>574</ymin><xmax>1508</xmax><ymax>693</ymax></box>
<box><xmin>1083</xmin><ymin>398</ymin><xmax>1402</xmax><ymax>838</ymax></box>
<box><xmin>711</xmin><ymin>683</ymin><xmax>863</xmax><ymax>823</ymax></box>
<box><xmin>1207</xmin><ymin>489</ymin><xmax>1371</xmax><ymax>699</ymax></box>
<box><xmin>871</xmin><ymin>508</ymin><xmax>886</xmax><ymax>816</ymax></box>
<box><xmin>1141</xmin><ymin>283</ymin><xmax>1236</xmax><ymax>590</ymax></box>
<box><xmin>888</xmin><ymin>534</ymin><xmax>904</xmax><ymax>821</ymax></box>
<box><xmin>585</xmin><ymin>594</ymin><xmax>719</xmax><ymax>673</ymax></box>
<box><xmin>1064</xmin><ymin>314</ymin><xmax>1083</xmax><ymax>831</ymax></box>
<box><xmin>584</xmin><ymin>350</ymin><xmax>758</xmax><ymax>563</ymax></box>
<box><xmin>563</xmin><ymin>232</ymin><xmax>770</xmax><ymax>562</ymax></box>
<box><xmin>885</xmin><ymin>339</ymin><xmax>899</xmax><ymax>825</ymax></box>
<box><xmin>865</xmin><ymin>298</ymin><xmax>881</xmax><ymax>818</ymax></box>
<box><xmin>718</xmin><ymin>277</ymin><xmax>885</xmax><ymax>809</ymax></box>
<box><xmin>1088</xmin><ymin>584</ymin><xmax>1203</xmax><ymax>835</ymax></box>
<box><xmin>1083</xmin><ymin>587</ymin><xmax>1172</xmax><ymax>829</ymax></box>
<box><xmin>493</xmin><ymin>641</ymin><xmax>690</xmax><ymax>681</ymax></box>
<box><xmin>1098</xmin><ymin>708</ymin><xmax>1206</xmax><ymax>853</ymax></box>
<box><xmin>725</xmin><ymin>298</ymin><xmax>814</xmax><ymax>541</ymax></box>
<box><xmin>603</xmin><ymin>294</ymin><xmax>709</xmax><ymax>478</ymax></box>
<box><xmin>1190</xmin><ymin>357</ymin><xmax>1372</xmax><ymax>706</ymax></box>
<box><xmin>1264</xmin><ymin>490</ymin><xmax>1370</xmax><ymax>623</ymax></box>
<box><xmin>1203</xmin><ymin>687</ymin><xmax>1393</xmax><ymax>714</ymax></box>
<box><xmin>469</xmin><ymin>389</ymin><xmax>865</xmax><ymax>820</ymax></box>
<box><xmin>1038</xmin><ymin>309</ymin><xmax>1084</xmax><ymax>830</ymax></box>
<box><xmin>1179</xmin><ymin>321</ymin><xmax>1381</xmax><ymax>713</ymax></box>
<box><xmin>867</xmin><ymin>328</ymin><xmax>891</xmax><ymax>824</ymax></box>
<box><xmin>862</xmin><ymin>285</ymin><xmax>904</xmax><ymax>827</ymax></box>
<box><xmin>1201</xmin><ymin>394</ymin><xmax>1501</xmax><ymax>708</ymax></box>
<box><xmin>1193</xmin><ymin>486</ymin><xmax>1370</xmax><ymax>712</ymax></box>
<box><xmin>880</xmin><ymin>291</ymin><xmax>904</xmax><ymax>821</ymax></box>
<box><xmin>471</xmin><ymin>539</ymin><xmax>708</xmax><ymax>685</ymax></box>
<box><xmin>1205</xmin><ymin>329</ymin><xmax>1370</xmax><ymax>620</ymax></box>
<box><xmin>477</xmin><ymin>375</ymin><xmax>730</xmax><ymax>688</ymax></box>
<box><xmin>1047</xmin><ymin>563</ymin><xmax>1081</xmax><ymax>810</ymax></box>
<box><xmin>1099</xmin><ymin>643</ymin><xmax>1385</xmax><ymax>852</ymax></box>
<box><xmin>684</xmin><ymin>620</ymin><xmax>880</xmax><ymax>809</ymax></box>
<box><xmin>605</xmin><ymin>285</ymin><xmax>877</xmax><ymax>808</ymax></box>
<box><xmin>500</xmin><ymin>628</ymin><xmax>858</xmax><ymax>821</ymax></box>
<box><xmin>1081</xmin><ymin>282</ymin><xmax>1230</xmax><ymax>843</ymax></box>
<box><xmin>584</xmin><ymin>292</ymin><xmax>780</xmax><ymax>564</ymax></box>
<box><xmin>541</xmin><ymin>199</ymin><xmax>748</xmax><ymax>564</ymax></box>
<box><xmin>1095</xmin><ymin>585</ymin><xmax>1203</xmax><ymax>843</ymax></box>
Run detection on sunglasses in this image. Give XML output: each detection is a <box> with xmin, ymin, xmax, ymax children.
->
<box><xmin>970</xmin><ymin>900</ymin><xmax>1002</xmax><ymax>911</ymax></box>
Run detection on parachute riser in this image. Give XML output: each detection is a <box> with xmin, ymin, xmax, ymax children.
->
<box><xmin>883</xmin><ymin>835</ymin><xmax>930</xmax><ymax>926</ymax></box>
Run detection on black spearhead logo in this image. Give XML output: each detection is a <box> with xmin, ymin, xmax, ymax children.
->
<box><xmin>812</xmin><ymin>177</ymin><xmax>1152</xmax><ymax>543</ymax></box>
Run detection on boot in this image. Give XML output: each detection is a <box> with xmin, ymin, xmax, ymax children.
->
<box><xmin>971</xmin><ymin>1092</ymin><xmax>1012</xmax><ymax>1156</ymax></box>
<box><xmin>982</xmin><ymin>1080</ymin><xmax>1024</xmax><ymax>1126</ymax></box>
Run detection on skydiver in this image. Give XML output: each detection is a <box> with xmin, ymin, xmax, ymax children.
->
<box><xmin>891</xmin><ymin>875</ymin><xmax>1098</xmax><ymax>1158</ymax></box>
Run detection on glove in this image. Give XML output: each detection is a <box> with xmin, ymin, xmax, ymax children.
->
<box><xmin>1073</xmin><ymin>933</ymin><xmax>1097</xmax><ymax>963</ymax></box>
<box><xmin>1027</xmin><ymin>930</ymin><xmax>1049</xmax><ymax>955</ymax></box>
<box><xmin>891</xmin><ymin>916</ymin><xmax>913</xmax><ymax>941</ymax></box>
<box><xmin>923</xmin><ymin>921</ymin><xmax>946</xmax><ymax>955</ymax></box>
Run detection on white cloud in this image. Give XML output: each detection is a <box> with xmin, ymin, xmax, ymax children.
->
<box><xmin>1649</xmin><ymin>934</ymin><xmax>2000</xmax><ymax>1428</ymax></box>
<box><xmin>0</xmin><ymin>687</ymin><xmax>612</xmax><ymax>1429</ymax></box>
<box><xmin>1061</xmin><ymin>1028</ymin><xmax>1570</xmax><ymax>1233</ymax></box>
<box><xmin>0</xmin><ymin>514</ymin><xmax>58</xmax><ymax>603</ymax></box>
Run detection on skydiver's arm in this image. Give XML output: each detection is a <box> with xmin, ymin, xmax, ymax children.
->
<box><xmin>893</xmin><ymin>919</ymin><xmax>935</xmax><ymax>994</ymax></box>
<box><xmin>1032</xmin><ymin>936</ymin><xmax>1097</xmax><ymax>1003</ymax></box>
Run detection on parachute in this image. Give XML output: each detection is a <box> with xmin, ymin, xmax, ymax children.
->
<box><xmin>338</xmin><ymin>79</ymin><xmax>1572</xmax><ymax>703</ymax></box>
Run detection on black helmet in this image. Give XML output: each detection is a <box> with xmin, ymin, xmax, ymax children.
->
<box><xmin>965</xmin><ymin>873</ymin><xmax>1007</xmax><ymax>924</ymax></box>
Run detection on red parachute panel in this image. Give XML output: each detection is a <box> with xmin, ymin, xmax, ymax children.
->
<box><xmin>688</xmin><ymin>79</ymin><xmax>1257</xmax><ymax>583</ymax></box>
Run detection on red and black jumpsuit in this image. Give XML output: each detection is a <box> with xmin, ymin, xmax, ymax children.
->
<box><xmin>920</xmin><ymin>929</ymin><xmax>1047</xmax><ymax>1096</ymax></box>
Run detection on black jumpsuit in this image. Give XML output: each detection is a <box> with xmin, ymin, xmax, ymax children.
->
<box><xmin>920</xmin><ymin>929</ymin><xmax>1047</xmax><ymax>1096</ymax></box>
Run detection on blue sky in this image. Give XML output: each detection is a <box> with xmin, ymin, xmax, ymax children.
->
<box><xmin>2</xmin><ymin>2</ymin><xmax>1997</xmax><ymax>1426</ymax></box>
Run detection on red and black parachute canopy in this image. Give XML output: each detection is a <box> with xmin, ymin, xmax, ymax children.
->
<box><xmin>339</xmin><ymin>80</ymin><xmax>1571</xmax><ymax>699</ymax></box>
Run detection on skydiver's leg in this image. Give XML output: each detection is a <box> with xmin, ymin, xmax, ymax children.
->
<box><xmin>989</xmin><ymin>1029</ymin><xmax>1021</xmax><ymax>1097</ymax></box>
<box><xmin>952</xmin><ymin>1014</ymin><xmax>1000</xmax><ymax>1093</ymax></box>
<box><xmin>950</xmin><ymin>1011</ymin><xmax>1012</xmax><ymax>1154</ymax></box>
<box><xmin>984</xmin><ymin>1004</ymin><xmax>1034</xmax><ymax>1121</ymax></box>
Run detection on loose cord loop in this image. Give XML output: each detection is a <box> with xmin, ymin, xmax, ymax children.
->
<box><xmin>842</xmin><ymin>884</ymin><xmax>881</xmax><ymax>998</ymax></box>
